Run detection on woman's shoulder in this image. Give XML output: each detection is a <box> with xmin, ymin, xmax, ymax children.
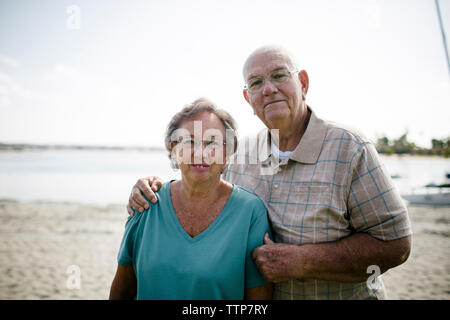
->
<box><xmin>231</xmin><ymin>185</ymin><xmax>267</xmax><ymax>213</ymax></box>
<box><xmin>143</xmin><ymin>181</ymin><xmax>171</xmax><ymax>206</ymax></box>
<box><xmin>129</xmin><ymin>181</ymin><xmax>172</xmax><ymax>220</ymax></box>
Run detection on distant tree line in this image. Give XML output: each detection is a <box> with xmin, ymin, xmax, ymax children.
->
<box><xmin>375</xmin><ymin>133</ymin><xmax>450</xmax><ymax>157</ymax></box>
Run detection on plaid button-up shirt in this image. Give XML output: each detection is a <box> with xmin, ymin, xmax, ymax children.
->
<box><xmin>223</xmin><ymin>107</ymin><xmax>412</xmax><ymax>300</ymax></box>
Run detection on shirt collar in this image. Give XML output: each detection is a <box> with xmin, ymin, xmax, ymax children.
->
<box><xmin>256</xmin><ymin>106</ymin><xmax>328</xmax><ymax>164</ymax></box>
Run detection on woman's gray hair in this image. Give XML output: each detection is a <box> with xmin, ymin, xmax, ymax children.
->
<box><xmin>165</xmin><ymin>97</ymin><xmax>238</xmax><ymax>169</ymax></box>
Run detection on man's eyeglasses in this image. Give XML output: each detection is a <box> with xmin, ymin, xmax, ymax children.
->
<box><xmin>244</xmin><ymin>69</ymin><xmax>298</xmax><ymax>94</ymax></box>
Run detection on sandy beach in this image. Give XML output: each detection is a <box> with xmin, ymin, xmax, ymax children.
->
<box><xmin>0</xmin><ymin>200</ymin><xmax>448</xmax><ymax>300</ymax></box>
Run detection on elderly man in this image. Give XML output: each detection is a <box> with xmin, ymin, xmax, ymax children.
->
<box><xmin>127</xmin><ymin>46</ymin><xmax>412</xmax><ymax>300</ymax></box>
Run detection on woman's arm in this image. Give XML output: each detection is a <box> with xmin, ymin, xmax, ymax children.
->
<box><xmin>109</xmin><ymin>264</ymin><xmax>137</xmax><ymax>300</ymax></box>
<box><xmin>244</xmin><ymin>283</ymin><xmax>273</xmax><ymax>300</ymax></box>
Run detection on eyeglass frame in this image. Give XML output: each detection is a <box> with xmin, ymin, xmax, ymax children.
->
<box><xmin>179</xmin><ymin>138</ymin><xmax>227</xmax><ymax>149</ymax></box>
<box><xmin>171</xmin><ymin>137</ymin><xmax>229</xmax><ymax>166</ymax></box>
<box><xmin>172</xmin><ymin>136</ymin><xmax>229</xmax><ymax>151</ymax></box>
<box><xmin>243</xmin><ymin>69</ymin><xmax>299</xmax><ymax>93</ymax></box>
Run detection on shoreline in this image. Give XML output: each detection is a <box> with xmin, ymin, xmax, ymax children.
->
<box><xmin>0</xmin><ymin>146</ymin><xmax>448</xmax><ymax>160</ymax></box>
<box><xmin>0</xmin><ymin>200</ymin><xmax>448</xmax><ymax>300</ymax></box>
<box><xmin>380</xmin><ymin>154</ymin><xmax>450</xmax><ymax>160</ymax></box>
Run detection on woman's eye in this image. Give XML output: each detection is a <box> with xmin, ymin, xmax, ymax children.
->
<box><xmin>206</xmin><ymin>141</ymin><xmax>219</xmax><ymax>146</ymax></box>
<box><xmin>183</xmin><ymin>140</ymin><xmax>195</xmax><ymax>145</ymax></box>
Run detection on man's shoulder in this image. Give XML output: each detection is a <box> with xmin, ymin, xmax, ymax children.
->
<box><xmin>313</xmin><ymin>117</ymin><xmax>387</xmax><ymax>175</ymax></box>
<box><xmin>324</xmin><ymin>119</ymin><xmax>372</xmax><ymax>146</ymax></box>
<box><xmin>310</xmin><ymin>111</ymin><xmax>377</xmax><ymax>163</ymax></box>
<box><xmin>313</xmin><ymin>115</ymin><xmax>374</xmax><ymax>159</ymax></box>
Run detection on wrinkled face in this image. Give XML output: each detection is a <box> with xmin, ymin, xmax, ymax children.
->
<box><xmin>243</xmin><ymin>51</ymin><xmax>306</xmax><ymax>129</ymax></box>
<box><xmin>171</xmin><ymin>112</ymin><xmax>227</xmax><ymax>182</ymax></box>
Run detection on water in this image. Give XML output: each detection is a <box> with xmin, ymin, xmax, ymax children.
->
<box><xmin>381</xmin><ymin>155</ymin><xmax>450</xmax><ymax>195</ymax></box>
<box><xmin>0</xmin><ymin>150</ymin><xmax>180</xmax><ymax>205</ymax></box>
<box><xmin>0</xmin><ymin>151</ymin><xmax>449</xmax><ymax>205</ymax></box>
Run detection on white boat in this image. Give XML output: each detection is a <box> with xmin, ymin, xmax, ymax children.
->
<box><xmin>401</xmin><ymin>176</ymin><xmax>450</xmax><ymax>206</ymax></box>
<box><xmin>401</xmin><ymin>191</ymin><xmax>450</xmax><ymax>206</ymax></box>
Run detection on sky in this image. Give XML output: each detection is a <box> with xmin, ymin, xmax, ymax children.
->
<box><xmin>0</xmin><ymin>0</ymin><xmax>449</xmax><ymax>149</ymax></box>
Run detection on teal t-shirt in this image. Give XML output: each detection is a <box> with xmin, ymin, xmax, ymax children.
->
<box><xmin>117</xmin><ymin>182</ymin><xmax>271</xmax><ymax>300</ymax></box>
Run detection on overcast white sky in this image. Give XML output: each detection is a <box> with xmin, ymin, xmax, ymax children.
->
<box><xmin>0</xmin><ymin>0</ymin><xmax>449</xmax><ymax>148</ymax></box>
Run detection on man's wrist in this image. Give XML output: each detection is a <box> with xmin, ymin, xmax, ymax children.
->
<box><xmin>286</xmin><ymin>244</ymin><xmax>309</xmax><ymax>280</ymax></box>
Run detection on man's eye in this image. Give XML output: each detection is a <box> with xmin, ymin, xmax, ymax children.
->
<box><xmin>273</xmin><ymin>73</ymin><xmax>288</xmax><ymax>80</ymax></box>
<box><xmin>249</xmin><ymin>79</ymin><xmax>263</xmax><ymax>88</ymax></box>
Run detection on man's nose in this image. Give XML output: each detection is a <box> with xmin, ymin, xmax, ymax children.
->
<box><xmin>262</xmin><ymin>80</ymin><xmax>278</xmax><ymax>95</ymax></box>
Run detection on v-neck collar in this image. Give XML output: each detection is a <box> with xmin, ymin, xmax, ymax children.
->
<box><xmin>166</xmin><ymin>181</ymin><xmax>236</xmax><ymax>243</ymax></box>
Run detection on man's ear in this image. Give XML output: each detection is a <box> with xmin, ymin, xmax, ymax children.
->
<box><xmin>243</xmin><ymin>89</ymin><xmax>257</xmax><ymax>115</ymax></box>
<box><xmin>299</xmin><ymin>70</ymin><xmax>309</xmax><ymax>95</ymax></box>
<box><xmin>243</xmin><ymin>89</ymin><xmax>250</xmax><ymax>104</ymax></box>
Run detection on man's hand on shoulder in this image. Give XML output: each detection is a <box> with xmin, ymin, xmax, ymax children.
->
<box><xmin>127</xmin><ymin>176</ymin><xmax>164</xmax><ymax>216</ymax></box>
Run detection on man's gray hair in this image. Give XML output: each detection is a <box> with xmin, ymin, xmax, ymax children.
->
<box><xmin>165</xmin><ymin>98</ymin><xmax>238</xmax><ymax>168</ymax></box>
<box><xmin>242</xmin><ymin>45</ymin><xmax>300</xmax><ymax>79</ymax></box>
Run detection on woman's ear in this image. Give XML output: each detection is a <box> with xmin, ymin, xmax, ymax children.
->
<box><xmin>169</xmin><ymin>142</ymin><xmax>180</xmax><ymax>170</ymax></box>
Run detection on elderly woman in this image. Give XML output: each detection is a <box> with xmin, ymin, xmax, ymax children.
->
<box><xmin>109</xmin><ymin>98</ymin><xmax>273</xmax><ymax>300</ymax></box>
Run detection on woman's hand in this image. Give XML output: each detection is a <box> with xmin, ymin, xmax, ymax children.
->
<box><xmin>127</xmin><ymin>176</ymin><xmax>164</xmax><ymax>216</ymax></box>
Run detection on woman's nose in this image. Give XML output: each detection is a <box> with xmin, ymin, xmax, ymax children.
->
<box><xmin>192</xmin><ymin>145</ymin><xmax>203</xmax><ymax>163</ymax></box>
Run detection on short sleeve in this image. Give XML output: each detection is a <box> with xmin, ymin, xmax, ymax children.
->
<box><xmin>347</xmin><ymin>143</ymin><xmax>412</xmax><ymax>240</ymax></box>
<box><xmin>245</xmin><ymin>200</ymin><xmax>272</xmax><ymax>288</ymax></box>
<box><xmin>117</xmin><ymin>211</ymin><xmax>144</xmax><ymax>266</ymax></box>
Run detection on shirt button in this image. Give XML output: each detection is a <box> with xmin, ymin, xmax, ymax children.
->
<box><xmin>274</xmin><ymin>183</ymin><xmax>279</xmax><ymax>188</ymax></box>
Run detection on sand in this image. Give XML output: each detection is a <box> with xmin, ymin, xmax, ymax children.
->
<box><xmin>0</xmin><ymin>200</ymin><xmax>448</xmax><ymax>300</ymax></box>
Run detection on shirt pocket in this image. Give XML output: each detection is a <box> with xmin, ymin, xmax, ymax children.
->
<box><xmin>269</xmin><ymin>182</ymin><xmax>352</xmax><ymax>244</ymax></box>
<box><xmin>289</xmin><ymin>183</ymin><xmax>332</xmax><ymax>205</ymax></box>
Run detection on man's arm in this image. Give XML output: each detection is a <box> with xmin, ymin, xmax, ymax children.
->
<box><xmin>252</xmin><ymin>233</ymin><xmax>411</xmax><ymax>283</ymax></box>
<box><xmin>127</xmin><ymin>176</ymin><xmax>164</xmax><ymax>215</ymax></box>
